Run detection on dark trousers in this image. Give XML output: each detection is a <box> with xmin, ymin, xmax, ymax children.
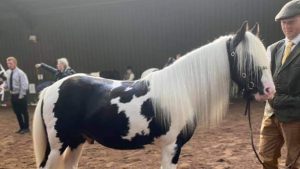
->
<box><xmin>11</xmin><ymin>94</ymin><xmax>29</xmax><ymax>130</ymax></box>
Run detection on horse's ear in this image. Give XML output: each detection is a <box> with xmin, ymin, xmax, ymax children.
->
<box><xmin>232</xmin><ymin>21</ymin><xmax>248</xmax><ymax>48</ymax></box>
<box><xmin>250</xmin><ymin>22</ymin><xmax>260</xmax><ymax>37</ymax></box>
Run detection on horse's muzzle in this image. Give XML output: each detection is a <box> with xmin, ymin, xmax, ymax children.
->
<box><xmin>254</xmin><ymin>86</ymin><xmax>275</xmax><ymax>101</ymax></box>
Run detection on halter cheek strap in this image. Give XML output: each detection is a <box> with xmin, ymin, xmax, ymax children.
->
<box><xmin>226</xmin><ymin>38</ymin><xmax>257</xmax><ymax>96</ymax></box>
<box><xmin>226</xmin><ymin>38</ymin><xmax>238</xmax><ymax>83</ymax></box>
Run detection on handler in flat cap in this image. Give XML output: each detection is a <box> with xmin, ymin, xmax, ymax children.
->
<box><xmin>259</xmin><ymin>0</ymin><xmax>300</xmax><ymax>169</ymax></box>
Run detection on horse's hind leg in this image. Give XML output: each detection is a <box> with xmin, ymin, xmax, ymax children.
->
<box><xmin>63</xmin><ymin>143</ymin><xmax>84</xmax><ymax>169</ymax></box>
<box><xmin>39</xmin><ymin>128</ymin><xmax>67</xmax><ymax>169</ymax></box>
<box><xmin>41</xmin><ymin>149</ymin><xmax>65</xmax><ymax>169</ymax></box>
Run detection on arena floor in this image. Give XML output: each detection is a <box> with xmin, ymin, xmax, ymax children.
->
<box><xmin>0</xmin><ymin>100</ymin><xmax>286</xmax><ymax>169</ymax></box>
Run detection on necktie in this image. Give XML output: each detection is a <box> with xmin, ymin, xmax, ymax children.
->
<box><xmin>281</xmin><ymin>41</ymin><xmax>294</xmax><ymax>64</ymax></box>
<box><xmin>9</xmin><ymin>70</ymin><xmax>13</xmax><ymax>91</ymax></box>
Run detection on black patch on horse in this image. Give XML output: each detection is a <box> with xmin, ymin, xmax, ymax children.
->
<box><xmin>86</xmin><ymin>98</ymin><xmax>170</xmax><ymax>150</ymax></box>
<box><xmin>53</xmin><ymin>76</ymin><xmax>98</xmax><ymax>154</ymax></box>
<box><xmin>110</xmin><ymin>80</ymin><xmax>150</xmax><ymax>103</ymax></box>
<box><xmin>141</xmin><ymin>99</ymin><xmax>170</xmax><ymax>138</ymax></box>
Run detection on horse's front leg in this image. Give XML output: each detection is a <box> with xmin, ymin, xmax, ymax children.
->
<box><xmin>161</xmin><ymin>142</ymin><xmax>181</xmax><ymax>169</ymax></box>
<box><xmin>160</xmin><ymin>125</ymin><xmax>196</xmax><ymax>169</ymax></box>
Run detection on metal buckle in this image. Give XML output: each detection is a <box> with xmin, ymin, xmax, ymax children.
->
<box><xmin>248</xmin><ymin>82</ymin><xmax>255</xmax><ymax>90</ymax></box>
<box><xmin>242</xmin><ymin>73</ymin><xmax>247</xmax><ymax>78</ymax></box>
<box><xmin>231</xmin><ymin>52</ymin><xmax>235</xmax><ymax>57</ymax></box>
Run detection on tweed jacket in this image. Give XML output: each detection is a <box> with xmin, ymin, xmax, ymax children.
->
<box><xmin>265</xmin><ymin>39</ymin><xmax>300</xmax><ymax>122</ymax></box>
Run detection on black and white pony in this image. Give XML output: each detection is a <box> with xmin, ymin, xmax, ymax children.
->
<box><xmin>33</xmin><ymin>22</ymin><xmax>276</xmax><ymax>169</ymax></box>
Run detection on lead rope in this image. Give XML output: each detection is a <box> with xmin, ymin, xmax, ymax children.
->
<box><xmin>244</xmin><ymin>97</ymin><xmax>266</xmax><ymax>168</ymax></box>
<box><xmin>245</xmin><ymin>96</ymin><xmax>300</xmax><ymax>169</ymax></box>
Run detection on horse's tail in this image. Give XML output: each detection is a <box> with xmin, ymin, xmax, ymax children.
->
<box><xmin>32</xmin><ymin>88</ymin><xmax>48</xmax><ymax>168</ymax></box>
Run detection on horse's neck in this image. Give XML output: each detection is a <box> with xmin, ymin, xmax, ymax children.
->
<box><xmin>157</xmin><ymin>36</ymin><xmax>230</xmax><ymax>99</ymax></box>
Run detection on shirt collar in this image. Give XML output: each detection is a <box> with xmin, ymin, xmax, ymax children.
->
<box><xmin>10</xmin><ymin>67</ymin><xmax>18</xmax><ymax>73</ymax></box>
<box><xmin>285</xmin><ymin>34</ymin><xmax>300</xmax><ymax>46</ymax></box>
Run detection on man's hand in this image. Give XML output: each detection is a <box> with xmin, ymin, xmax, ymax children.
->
<box><xmin>35</xmin><ymin>64</ymin><xmax>41</xmax><ymax>68</ymax></box>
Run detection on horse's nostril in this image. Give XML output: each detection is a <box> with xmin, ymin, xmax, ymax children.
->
<box><xmin>265</xmin><ymin>87</ymin><xmax>270</xmax><ymax>93</ymax></box>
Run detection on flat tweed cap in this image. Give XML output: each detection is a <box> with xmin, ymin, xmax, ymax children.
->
<box><xmin>275</xmin><ymin>0</ymin><xmax>300</xmax><ymax>21</ymax></box>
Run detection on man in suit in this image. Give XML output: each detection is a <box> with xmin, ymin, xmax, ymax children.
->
<box><xmin>5</xmin><ymin>56</ymin><xmax>30</xmax><ymax>134</ymax></box>
<box><xmin>259</xmin><ymin>1</ymin><xmax>300</xmax><ymax>169</ymax></box>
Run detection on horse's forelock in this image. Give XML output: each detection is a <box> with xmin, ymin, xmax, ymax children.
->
<box><xmin>235</xmin><ymin>32</ymin><xmax>268</xmax><ymax>75</ymax></box>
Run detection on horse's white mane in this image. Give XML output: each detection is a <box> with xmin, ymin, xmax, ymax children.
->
<box><xmin>147</xmin><ymin>32</ymin><xmax>267</xmax><ymax>133</ymax></box>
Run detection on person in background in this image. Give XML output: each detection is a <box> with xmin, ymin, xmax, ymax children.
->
<box><xmin>35</xmin><ymin>57</ymin><xmax>76</xmax><ymax>81</ymax></box>
<box><xmin>123</xmin><ymin>66</ymin><xmax>135</xmax><ymax>81</ymax></box>
<box><xmin>163</xmin><ymin>54</ymin><xmax>181</xmax><ymax>68</ymax></box>
<box><xmin>163</xmin><ymin>57</ymin><xmax>176</xmax><ymax>68</ymax></box>
<box><xmin>175</xmin><ymin>53</ymin><xmax>182</xmax><ymax>60</ymax></box>
<box><xmin>259</xmin><ymin>1</ymin><xmax>300</xmax><ymax>168</ymax></box>
<box><xmin>4</xmin><ymin>56</ymin><xmax>29</xmax><ymax>134</ymax></box>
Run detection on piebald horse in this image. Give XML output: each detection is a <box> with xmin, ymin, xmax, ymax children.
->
<box><xmin>33</xmin><ymin>22</ymin><xmax>275</xmax><ymax>169</ymax></box>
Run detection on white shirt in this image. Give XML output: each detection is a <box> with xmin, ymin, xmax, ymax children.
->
<box><xmin>5</xmin><ymin>67</ymin><xmax>29</xmax><ymax>98</ymax></box>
